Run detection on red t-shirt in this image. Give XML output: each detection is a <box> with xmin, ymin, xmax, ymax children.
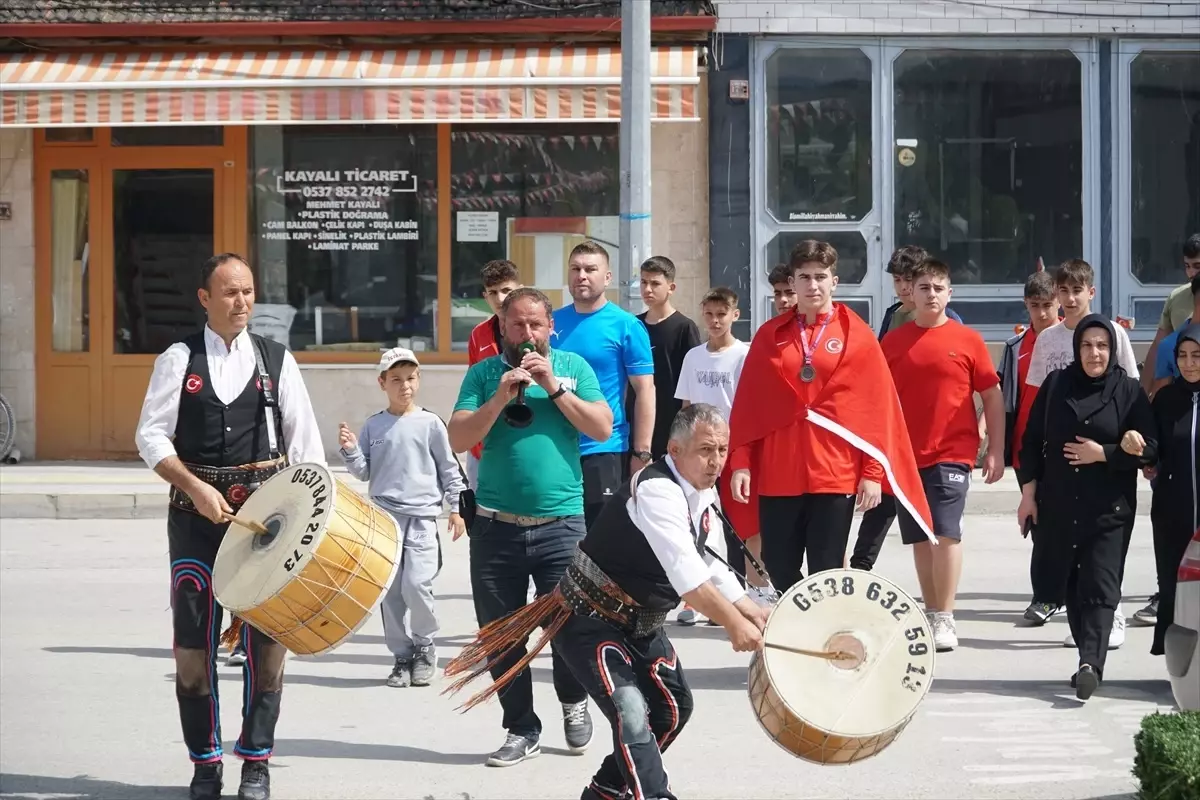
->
<box><xmin>881</xmin><ymin>319</ymin><xmax>1000</xmax><ymax>469</ymax></box>
<box><xmin>729</xmin><ymin>308</ymin><xmax>883</xmax><ymax>496</ymax></box>
<box><xmin>466</xmin><ymin>315</ymin><xmax>502</xmax><ymax>459</ymax></box>
<box><xmin>1011</xmin><ymin>330</ymin><xmax>1039</xmax><ymax>470</ymax></box>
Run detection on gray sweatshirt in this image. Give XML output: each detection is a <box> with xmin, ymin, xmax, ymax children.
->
<box><xmin>339</xmin><ymin>408</ymin><xmax>466</xmax><ymax>519</ymax></box>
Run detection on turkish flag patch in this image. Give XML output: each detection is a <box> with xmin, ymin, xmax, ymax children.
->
<box><xmin>227</xmin><ymin>484</ymin><xmax>249</xmax><ymax>505</ymax></box>
<box><xmin>184</xmin><ymin>374</ymin><xmax>204</xmax><ymax>394</ymax></box>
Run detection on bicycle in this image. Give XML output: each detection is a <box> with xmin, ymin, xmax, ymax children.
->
<box><xmin>0</xmin><ymin>392</ymin><xmax>15</xmax><ymax>462</ymax></box>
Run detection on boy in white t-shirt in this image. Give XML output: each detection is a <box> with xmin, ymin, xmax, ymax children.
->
<box><xmin>674</xmin><ymin>288</ymin><xmax>764</xmax><ymax>623</ymax></box>
<box><xmin>1024</xmin><ymin>258</ymin><xmax>1138</xmax><ymax>650</ymax></box>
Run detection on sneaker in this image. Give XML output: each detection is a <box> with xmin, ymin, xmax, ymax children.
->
<box><xmin>931</xmin><ymin>613</ymin><xmax>958</xmax><ymax>651</ymax></box>
<box><xmin>563</xmin><ymin>700</ymin><xmax>593</xmax><ymax>752</ymax></box>
<box><xmin>411</xmin><ymin>645</ymin><xmax>436</xmax><ymax>687</ymax></box>
<box><xmin>189</xmin><ymin>762</ymin><xmax>223</xmax><ymax>800</ymax></box>
<box><xmin>237</xmin><ymin>760</ymin><xmax>270</xmax><ymax>800</ymax></box>
<box><xmin>387</xmin><ymin>656</ymin><xmax>412</xmax><ymax>688</ymax></box>
<box><xmin>226</xmin><ymin>647</ymin><xmax>247</xmax><ymax>667</ymax></box>
<box><xmin>1132</xmin><ymin>595</ymin><xmax>1158</xmax><ymax>627</ymax></box>
<box><xmin>676</xmin><ymin>607</ymin><xmax>697</xmax><ymax>626</ymax></box>
<box><xmin>486</xmin><ymin>733</ymin><xmax>540</xmax><ymax>767</ymax></box>
<box><xmin>1109</xmin><ymin>609</ymin><xmax>1126</xmax><ymax>650</ymax></box>
<box><xmin>1075</xmin><ymin>664</ymin><xmax>1099</xmax><ymax>701</ymax></box>
<box><xmin>1023</xmin><ymin>601</ymin><xmax>1058</xmax><ymax>625</ymax></box>
<box><xmin>580</xmin><ymin>781</ymin><xmax>631</xmax><ymax>800</ymax></box>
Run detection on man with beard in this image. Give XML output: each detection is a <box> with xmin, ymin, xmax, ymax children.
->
<box><xmin>448</xmin><ymin>287</ymin><xmax>615</xmax><ymax>768</ymax></box>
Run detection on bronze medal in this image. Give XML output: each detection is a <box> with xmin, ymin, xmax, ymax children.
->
<box><xmin>800</xmin><ymin>363</ymin><xmax>816</xmax><ymax>383</ymax></box>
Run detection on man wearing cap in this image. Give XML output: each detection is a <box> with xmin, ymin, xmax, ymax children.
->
<box><xmin>448</xmin><ymin>287</ymin><xmax>614</xmax><ymax>768</ymax></box>
<box><xmin>339</xmin><ymin>346</ymin><xmax>467</xmax><ymax>689</ymax></box>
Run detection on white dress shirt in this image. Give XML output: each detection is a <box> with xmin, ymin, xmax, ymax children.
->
<box><xmin>135</xmin><ymin>325</ymin><xmax>326</xmax><ymax>469</ymax></box>
<box><xmin>627</xmin><ymin>456</ymin><xmax>747</xmax><ymax>605</ymax></box>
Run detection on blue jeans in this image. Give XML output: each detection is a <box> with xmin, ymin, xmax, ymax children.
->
<box><xmin>468</xmin><ymin>514</ymin><xmax>589</xmax><ymax>738</ymax></box>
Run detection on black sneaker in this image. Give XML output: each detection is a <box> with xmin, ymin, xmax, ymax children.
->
<box><xmin>387</xmin><ymin>656</ymin><xmax>411</xmax><ymax>688</ymax></box>
<box><xmin>580</xmin><ymin>780</ymin><xmax>631</xmax><ymax>800</ymax></box>
<box><xmin>1023</xmin><ymin>601</ymin><xmax>1058</xmax><ymax>625</ymax></box>
<box><xmin>411</xmin><ymin>645</ymin><xmax>436</xmax><ymax>687</ymax></box>
<box><xmin>1075</xmin><ymin>664</ymin><xmax>1099</xmax><ymax>701</ymax></box>
<box><xmin>238</xmin><ymin>760</ymin><xmax>270</xmax><ymax>800</ymax></box>
<box><xmin>1132</xmin><ymin>595</ymin><xmax>1159</xmax><ymax>627</ymax></box>
<box><xmin>189</xmin><ymin>762</ymin><xmax>222</xmax><ymax>800</ymax></box>
<box><xmin>486</xmin><ymin>733</ymin><xmax>540</xmax><ymax>767</ymax></box>
<box><xmin>563</xmin><ymin>700</ymin><xmax>593</xmax><ymax>753</ymax></box>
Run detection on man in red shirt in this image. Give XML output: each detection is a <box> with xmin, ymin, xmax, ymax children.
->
<box><xmin>881</xmin><ymin>258</ymin><xmax>1006</xmax><ymax>652</ymax></box>
<box><xmin>465</xmin><ymin>260</ymin><xmax>522</xmax><ymax>486</ymax></box>
<box><xmin>729</xmin><ymin>240</ymin><xmax>934</xmax><ymax>594</ymax></box>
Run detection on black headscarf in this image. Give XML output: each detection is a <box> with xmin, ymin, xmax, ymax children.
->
<box><xmin>1175</xmin><ymin>322</ymin><xmax>1200</xmax><ymax>391</ymax></box>
<box><xmin>1066</xmin><ymin>314</ymin><xmax>1125</xmax><ymax>420</ymax></box>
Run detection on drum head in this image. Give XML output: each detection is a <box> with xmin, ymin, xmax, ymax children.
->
<box><xmin>761</xmin><ymin>569</ymin><xmax>934</xmax><ymax>739</ymax></box>
<box><xmin>212</xmin><ymin>463</ymin><xmax>338</xmax><ymax>612</ymax></box>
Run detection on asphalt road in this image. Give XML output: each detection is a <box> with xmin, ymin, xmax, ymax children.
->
<box><xmin>0</xmin><ymin>516</ymin><xmax>1173</xmax><ymax>800</ymax></box>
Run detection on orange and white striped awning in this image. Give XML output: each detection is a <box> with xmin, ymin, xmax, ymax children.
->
<box><xmin>0</xmin><ymin>46</ymin><xmax>700</xmax><ymax>127</ymax></box>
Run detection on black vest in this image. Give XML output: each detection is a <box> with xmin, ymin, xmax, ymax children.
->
<box><xmin>579</xmin><ymin>459</ymin><xmax>711</xmax><ymax>611</ymax></box>
<box><xmin>173</xmin><ymin>331</ymin><xmax>286</xmax><ymax>467</ymax></box>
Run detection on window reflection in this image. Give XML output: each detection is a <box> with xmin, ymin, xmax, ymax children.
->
<box><xmin>894</xmin><ymin>50</ymin><xmax>1083</xmax><ymax>285</ymax></box>
<box><xmin>767</xmin><ymin>231</ymin><xmax>867</xmax><ymax>286</ymax></box>
<box><xmin>50</xmin><ymin>170</ymin><xmax>90</xmax><ymax>352</ymax></box>
<box><xmin>766</xmin><ymin>49</ymin><xmax>872</xmax><ymax>223</ymax></box>
<box><xmin>1131</xmin><ymin>51</ymin><xmax>1200</xmax><ymax>286</ymax></box>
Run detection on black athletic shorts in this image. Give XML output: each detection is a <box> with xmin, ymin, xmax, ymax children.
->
<box><xmin>899</xmin><ymin>462</ymin><xmax>971</xmax><ymax>544</ymax></box>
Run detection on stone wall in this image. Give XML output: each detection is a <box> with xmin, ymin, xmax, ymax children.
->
<box><xmin>0</xmin><ymin>129</ymin><xmax>36</xmax><ymax>460</ymax></box>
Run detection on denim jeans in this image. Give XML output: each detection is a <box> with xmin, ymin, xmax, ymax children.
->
<box><xmin>468</xmin><ymin>514</ymin><xmax>589</xmax><ymax>738</ymax></box>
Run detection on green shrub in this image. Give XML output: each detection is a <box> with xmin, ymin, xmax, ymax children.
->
<box><xmin>1134</xmin><ymin>710</ymin><xmax>1200</xmax><ymax>800</ymax></box>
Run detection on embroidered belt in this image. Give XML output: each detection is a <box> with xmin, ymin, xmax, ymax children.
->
<box><xmin>558</xmin><ymin>549</ymin><xmax>670</xmax><ymax>639</ymax></box>
<box><xmin>169</xmin><ymin>457</ymin><xmax>288</xmax><ymax>516</ymax></box>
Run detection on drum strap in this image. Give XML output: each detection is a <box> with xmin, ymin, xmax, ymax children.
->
<box><xmin>251</xmin><ymin>336</ymin><xmax>281</xmax><ymax>460</ymax></box>
<box><xmin>708</xmin><ymin>505</ymin><xmax>775</xmax><ymax>591</ymax></box>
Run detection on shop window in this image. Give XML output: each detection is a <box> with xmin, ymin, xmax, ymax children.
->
<box><xmin>448</xmin><ymin>125</ymin><xmax>619</xmax><ymax>349</ymax></box>
<box><xmin>249</xmin><ymin>125</ymin><xmax>438</xmax><ymax>353</ymax></box>
<box><xmin>1130</xmin><ymin>51</ymin><xmax>1200</xmax><ymax>286</ymax></box>
<box><xmin>49</xmin><ymin>170</ymin><xmax>90</xmax><ymax>352</ymax></box>
<box><xmin>766</xmin><ymin>230</ymin><xmax>868</xmax><ymax>286</ymax></box>
<box><xmin>765</xmin><ymin>49</ymin><xmax>873</xmax><ymax>224</ymax></box>
<box><xmin>893</xmin><ymin>50</ymin><xmax>1083</xmax><ymax>286</ymax></box>
<box><xmin>45</xmin><ymin>128</ymin><xmax>93</xmax><ymax>144</ymax></box>
<box><xmin>111</xmin><ymin>126</ymin><xmax>223</xmax><ymax>147</ymax></box>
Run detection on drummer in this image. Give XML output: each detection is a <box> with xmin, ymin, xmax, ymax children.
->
<box><xmin>445</xmin><ymin>403</ymin><xmax>768</xmax><ymax>800</ymax></box>
<box><xmin>134</xmin><ymin>252</ymin><xmax>325</xmax><ymax>800</ymax></box>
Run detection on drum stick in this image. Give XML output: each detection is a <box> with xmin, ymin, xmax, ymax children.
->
<box><xmin>764</xmin><ymin>641</ymin><xmax>855</xmax><ymax>662</ymax></box>
<box><xmin>223</xmin><ymin>512</ymin><xmax>269</xmax><ymax>536</ymax></box>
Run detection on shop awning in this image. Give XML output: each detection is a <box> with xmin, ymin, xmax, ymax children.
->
<box><xmin>0</xmin><ymin>46</ymin><xmax>700</xmax><ymax>127</ymax></box>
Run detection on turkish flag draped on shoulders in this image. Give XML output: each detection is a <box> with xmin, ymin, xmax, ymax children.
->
<box><xmin>728</xmin><ymin>304</ymin><xmax>935</xmax><ymax>542</ymax></box>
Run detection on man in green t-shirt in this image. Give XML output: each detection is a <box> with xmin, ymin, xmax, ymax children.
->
<box><xmin>1142</xmin><ymin>233</ymin><xmax>1200</xmax><ymax>398</ymax></box>
<box><xmin>448</xmin><ymin>287</ymin><xmax>613</xmax><ymax>769</ymax></box>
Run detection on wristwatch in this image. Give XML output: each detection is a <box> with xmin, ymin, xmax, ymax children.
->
<box><xmin>548</xmin><ymin>384</ymin><xmax>567</xmax><ymax>400</ymax></box>
<box><xmin>632</xmin><ymin>450</ymin><xmax>652</xmax><ymax>461</ymax></box>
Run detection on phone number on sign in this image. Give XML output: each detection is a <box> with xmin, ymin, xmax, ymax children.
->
<box><xmin>301</xmin><ymin>185</ymin><xmax>393</xmax><ymax>198</ymax></box>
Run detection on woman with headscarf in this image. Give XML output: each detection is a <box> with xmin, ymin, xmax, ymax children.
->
<box><xmin>1147</xmin><ymin>324</ymin><xmax>1200</xmax><ymax>657</ymax></box>
<box><xmin>1016</xmin><ymin>314</ymin><xmax>1157</xmax><ymax>700</ymax></box>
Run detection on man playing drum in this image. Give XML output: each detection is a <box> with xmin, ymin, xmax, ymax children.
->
<box><xmin>134</xmin><ymin>253</ymin><xmax>325</xmax><ymax>800</ymax></box>
<box><xmin>445</xmin><ymin>403</ymin><xmax>769</xmax><ymax>800</ymax></box>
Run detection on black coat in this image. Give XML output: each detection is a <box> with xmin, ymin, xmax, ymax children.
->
<box><xmin>1150</xmin><ymin>381</ymin><xmax>1200</xmax><ymax>532</ymax></box>
<box><xmin>1017</xmin><ymin>368</ymin><xmax>1157</xmax><ymax>539</ymax></box>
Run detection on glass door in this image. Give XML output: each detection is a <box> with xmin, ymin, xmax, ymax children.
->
<box><xmin>752</xmin><ymin>42</ymin><xmax>884</xmax><ymax>331</ymax></box>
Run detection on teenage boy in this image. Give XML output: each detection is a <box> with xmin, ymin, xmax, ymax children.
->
<box><xmin>881</xmin><ymin>259</ymin><xmax>1006</xmax><ymax>652</ymax></box>
<box><xmin>627</xmin><ymin>255</ymin><xmax>701</xmax><ymax>460</ymax></box>
<box><xmin>465</xmin><ymin>260</ymin><xmax>522</xmax><ymax>489</ymax></box>
<box><xmin>1024</xmin><ymin>258</ymin><xmax>1139</xmax><ymax>649</ymax></box>
<box><xmin>339</xmin><ymin>348</ymin><xmax>467</xmax><ymax>688</ymax></box>
<box><xmin>768</xmin><ymin>263</ymin><xmax>798</xmax><ymax>317</ymax></box>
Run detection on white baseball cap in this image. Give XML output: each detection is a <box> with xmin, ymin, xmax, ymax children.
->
<box><xmin>378</xmin><ymin>347</ymin><xmax>420</xmax><ymax>373</ymax></box>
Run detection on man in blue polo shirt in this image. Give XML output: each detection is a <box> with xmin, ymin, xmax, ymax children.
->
<box><xmin>552</xmin><ymin>240</ymin><xmax>656</xmax><ymax>528</ymax></box>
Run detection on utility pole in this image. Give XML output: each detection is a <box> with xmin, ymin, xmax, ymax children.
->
<box><xmin>618</xmin><ymin>0</ymin><xmax>652</xmax><ymax>313</ymax></box>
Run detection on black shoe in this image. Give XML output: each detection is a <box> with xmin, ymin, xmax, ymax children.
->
<box><xmin>1023</xmin><ymin>601</ymin><xmax>1058</xmax><ymax>625</ymax></box>
<box><xmin>190</xmin><ymin>762</ymin><xmax>222</xmax><ymax>800</ymax></box>
<box><xmin>580</xmin><ymin>780</ymin><xmax>631</xmax><ymax>800</ymax></box>
<box><xmin>563</xmin><ymin>700</ymin><xmax>593</xmax><ymax>753</ymax></box>
<box><xmin>485</xmin><ymin>733</ymin><xmax>540</xmax><ymax>767</ymax></box>
<box><xmin>1075</xmin><ymin>664</ymin><xmax>1099</xmax><ymax>701</ymax></box>
<box><xmin>238</xmin><ymin>760</ymin><xmax>270</xmax><ymax>800</ymax></box>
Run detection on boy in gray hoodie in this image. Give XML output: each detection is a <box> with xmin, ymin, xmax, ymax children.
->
<box><xmin>339</xmin><ymin>347</ymin><xmax>466</xmax><ymax>688</ymax></box>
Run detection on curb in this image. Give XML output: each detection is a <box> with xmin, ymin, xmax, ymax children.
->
<box><xmin>0</xmin><ymin>489</ymin><xmax>1155</xmax><ymax>520</ymax></box>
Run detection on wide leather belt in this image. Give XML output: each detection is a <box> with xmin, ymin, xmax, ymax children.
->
<box><xmin>476</xmin><ymin>506</ymin><xmax>566</xmax><ymax>527</ymax></box>
<box><xmin>169</xmin><ymin>457</ymin><xmax>288</xmax><ymax>516</ymax></box>
<box><xmin>557</xmin><ymin>549</ymin><xmax>669</xmax><ymax>639</ymax></box>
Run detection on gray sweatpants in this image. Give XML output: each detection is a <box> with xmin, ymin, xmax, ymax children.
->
<box><xmin>381</xmin><ymin>513</ymin><xmax>441</xmax><ymax>658</ymax></box>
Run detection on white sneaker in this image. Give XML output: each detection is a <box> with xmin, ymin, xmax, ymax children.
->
<box><xmin>1109</xmin><ymin>609</ymin><xmax>1126</xmax><ymax>650</ymax></box>
<box><xmin>677</xmin><ymin>607</ymin><xmax>697</xmax><ymax>626</ymax></box>
<box><xmin>932</xmin><ymin>613</ymin><xmax>957</xmax><ymax>651</ymax></box>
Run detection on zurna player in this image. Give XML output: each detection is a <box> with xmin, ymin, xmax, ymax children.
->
<box><xmin>135</xmin><ymin>253</ymin><xmax>325</xmax><ymax>800</ymax></box>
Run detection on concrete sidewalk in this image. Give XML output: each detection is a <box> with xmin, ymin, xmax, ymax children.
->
<box><xmin>0</xmin><ymin>460</ymin><xmax>1153</xmax><ymax>519</ymax></box>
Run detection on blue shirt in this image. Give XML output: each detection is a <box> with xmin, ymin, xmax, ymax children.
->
<box><xmin>553</xmin><ymin>301</ymin><xmax>654</xmax><ymax>455</ymax></box>
<box><xmin>1156</xmin><ymin>316</ymin><xmax>1192</xmax><ymax>380</ymax></box>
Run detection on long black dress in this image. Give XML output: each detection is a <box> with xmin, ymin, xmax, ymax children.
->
<box><xmin>1149</xmin><ymin>330</ymin><xmax>1200</xmax><ymax>655</ymax></box>
<box><xmin>1017</xmin><ymin>316</ymin><xmax>1157</xmax><ymax>683</ymax></box>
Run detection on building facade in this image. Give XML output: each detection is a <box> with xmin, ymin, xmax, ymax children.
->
<box><xmin>706</xmin><ymin>0</ymin><xmax>1199</xmax><ymax>344</ymax></box>
<box><xmin>0</xmin><ymin>0</ymin><xmax>716</xmax><ymax>461</ymax></box>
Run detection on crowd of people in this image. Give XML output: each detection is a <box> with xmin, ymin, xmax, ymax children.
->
<box><xmin>136</xmin><ymin>234</ymin><xmax>1200</xmax><ymax>800</ymax></box>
